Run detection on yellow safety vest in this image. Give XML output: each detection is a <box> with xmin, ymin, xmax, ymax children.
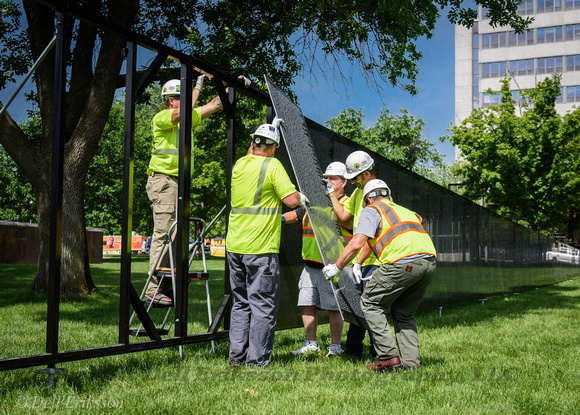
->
<box><xmin>367</xmin><ymin>199</ymin><xmax>437</xmax><ymax>264</ymax></box>
<box><xmin>301</xmin><ymin>195</ymin><xmax>352</xmax><ymax>264</ymax></box>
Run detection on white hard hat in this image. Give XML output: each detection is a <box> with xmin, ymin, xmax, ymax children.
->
<box><xmin>344</xmin><ymin>151</ymin><xmax>374</xmax><ymax>179</ymax></box>
<box><xmin>324</xmin><ymin>162</ymin><xmax>347</xmax><ymax>178</ymax></box>
<box><xmin>251</xmin><ymin>123</ymin><xmax>280</xmax><ymax>147</ymax></box>
<box><xmin>161</xmin><ymin>79</ymin><xmax>181</xmax><ymax>96</ymax></box>
<box><xmin>363</xmin><ymin>179</ymin><xmax>390</xmax><ymax>201</ymax></box>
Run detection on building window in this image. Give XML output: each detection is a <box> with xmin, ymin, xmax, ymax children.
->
<box><xmin>539</xmin><ymin>0</ymin><xmax>564</xmax><ymax>12</ymax></box>
<box><xmin>537</xmin><ymin>56</ymin><xmax>563</xmax><ymax>74</ymax></box>
<box><xmin>566</xmin><ymin>24</ymin><xmax>580</xmax><ymax>40</ymax></box>
<box><xmin>483</xmin><ymin>92</ymin><xmax>501</xmax><ymax>107</ymax></box>
<box><xmin>568</xmin><ymin>85</ymin><xmax>580</xmax><ymax>102</ymax></box>
<box><xmin>567</xmin><ymin>55</ymin><xmax>580</xmax><ymax>71</ymax></box>
<box><xmin>482</xmin><ymin>32</ymin><xmax>508</xmax><ymax>49</ymax></box>
<box><xmin>509</xmin><ymin>59</ymin><xmax>534</xmax><ymax>76</ymax></box>
<box><xmin>565</xmin><ymin>0</ymin><xmax>580</xmax><ymax>10</ymax></box>
<box><xmin>483</xmin><ymin>61</ymin><xmax>507</xmax><ymax>78</ymax></box>
<box><xmin>519</xmin><ymin>0</ymin><xmax>534</xmax><ymax>14</ymax></box>
<box><xmin>538</xmin><ymin>26</ymin><xmax>563</xmax><ymax>43</ymax></box>
<box><xmin>556</xmin><ymin>87</ymin><xmax>563</xmax><ymax>103</ymax></box>
<box><xmin>509</xmin><ymin>29</ymin><xmax>534</xmax><ymax>46</ymax></box>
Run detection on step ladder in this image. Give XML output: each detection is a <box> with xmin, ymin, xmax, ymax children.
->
<box><xmin>128</xmin><ymin>213</ymin><xmax>219</xmax><ymax>351</ymax></box>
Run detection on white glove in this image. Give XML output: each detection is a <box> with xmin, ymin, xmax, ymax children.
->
<box><xmin>272</xmin><ymin>116</ymin><xmax>284</xmax><ymax>129</ymax></box>
<box><xmin>298</xmin><ymin>192</ymin><xmax>309</xmax><ymax>207</ymax></box>
<box><xmin>353</xmin><ymin>263</ymin><xmax>362</xmax><ymax>284</ymax></box>
<box><xmin>237</xmin><ymin>75</ymin><xmax>251</xmax><ymax>87</ymax></box>
<box><xmin>322</xmin><ymin>179</ymin><xmax>334</xmax><ymax>195</ymax></box>
<box><xmin>194</xmin><ymin>74</ymin><xmax>207</xmax><ymax>91</ymax></box>
<box><xmin>322</xmin><ymin>264</ymin><xmax>340</xmax><ymax>280</ymax></box>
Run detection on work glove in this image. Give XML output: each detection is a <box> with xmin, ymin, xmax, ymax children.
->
<box><xmin>322</xmin><ymin>178</ymin><xmax>334</xmax><ymax>195</ymax></box>
<box><xmin>195</xmin><ymin>74</ymin><xmax>208</xmax><ymax>91</ymax></box>
<box><xmin>272</xmin><ymin>116</ymin><xmax>284</xmax><ymax>129</ymax></box>
<box><xmin>323</xmin><ymin>264</ymin><xmax>340</xmax><ymax>280</ymax></box>
<box><xmin>237</xmin><ymin>75</ymin><xmax>251</xmax><ymax>87</ymax></box>
<box><xmin>353</xmin><ymin>263</ymin><xmax>362</xmax><ymax>284</ymax></box>
<box><xmin>298</xmin><ymin>192</ymin><xmax>309</xmax><ymax>207</ymax></box>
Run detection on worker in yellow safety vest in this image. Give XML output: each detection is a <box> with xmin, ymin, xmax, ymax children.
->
<box><xmin>145</xmin><ymin>77</ymin><xmax>224</xmax><ymax>306</ymax></box>
<box><xmin>282</xmin><ymin>162</ymin><xmax>352</xmax><ymax>357</ymax></box>
<box><xmin>323</xmin><ymin>179</ymin><xmax>437</xmax><ymax>372</ymax></box>
<box><xmin>226</xmin><ymin>118</ymin><xmax>308</xmax><ymax>367</ymax></box>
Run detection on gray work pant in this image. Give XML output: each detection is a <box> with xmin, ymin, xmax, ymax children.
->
<box><xmin>360</xmin><ymin>257</ymin><xmax>436</xmax><ymax>368</ymax></box>
<box><xmin>227</xmin><ymin>252</ymin><xmax>280</xmax><ymax>366</ymax></box>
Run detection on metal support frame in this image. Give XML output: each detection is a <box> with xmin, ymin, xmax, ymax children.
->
<box><xmin>1</xmin><ymin>0</ymin><xmax>272</xmax><ymax>375</ymax></box>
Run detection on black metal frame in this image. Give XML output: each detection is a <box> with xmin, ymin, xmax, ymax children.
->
<box><xmin>1</xmin><ymin>0</ymin><xmax>274</xmax><ymax>372</ymax></box>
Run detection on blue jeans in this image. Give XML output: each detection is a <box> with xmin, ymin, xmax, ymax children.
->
<box><xmin>345</xmin><ymin>264</ymin><xmax>377</xmax><ymax>357</ymax></box>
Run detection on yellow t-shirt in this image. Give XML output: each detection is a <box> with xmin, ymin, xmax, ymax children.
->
<box><xmin>226</xmin><ymin>155</ymin><xmax>297</xmax><ymax>254</ymax></box>
<box><xmin>146</xmin><ymin>107</ymin><xmax>202</xmax><ymax>176</ymax></box>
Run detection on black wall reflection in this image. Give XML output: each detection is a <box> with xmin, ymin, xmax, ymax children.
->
<box><xmin>274</xmin><ymin>118</ymin><xmax>579</xmax><ymax>330</ymax></box>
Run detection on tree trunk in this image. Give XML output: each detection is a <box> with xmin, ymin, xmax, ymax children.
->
<box><xmin>16</xmin><ymin>0</ymin><xmax>139</xmax><ymax>296</ymax></box>
<box><xmin>28</xmin><ymin>160</ymin><xmax>96</xmax><ymax>296</ymax></box>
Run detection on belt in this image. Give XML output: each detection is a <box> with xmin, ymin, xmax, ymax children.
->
<box><xmin>151</xmin><ymin>171</ymin><xmax>177</xmax><ymax>178</ymax></box>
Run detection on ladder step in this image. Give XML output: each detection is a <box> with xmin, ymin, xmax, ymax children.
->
<box><xmin>188</xmin><ymin>272</ymin><xmax>209</xmax><ymax>280</ymax></box>
<box><xmin>143</xmin><ymin>300</ymin><xmax>173</xmax><ymax>308</ymax></box>
<box><xmin>129</xmin><ymin>328</ymin><xmax>169</xmax><ymax>337</ymax></box>
<box><xmin>155</xmin><ymin>270</ymin><xmax>173</xmax><ymax>278</ymax></box>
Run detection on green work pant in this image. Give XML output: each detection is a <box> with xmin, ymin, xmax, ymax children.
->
<box><xmin>360</xmin><ymin>256</ymin><xmax>436</xmax><ymax>368</ymax></box>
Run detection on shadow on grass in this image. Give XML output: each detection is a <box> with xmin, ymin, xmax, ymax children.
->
<box><xmin>0</xmin><ymin>257</ymin><xmax>227</xmax><ymax>344</ymax></box>
<box><xmin>415</xmin><ymin>277</ymin><xmax>580</xmax><ymax>330</ymax></box>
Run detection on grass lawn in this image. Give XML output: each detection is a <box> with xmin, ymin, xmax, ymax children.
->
<box><xmin>0</xmin><ymin>258</ymin><xmax>579</xmax><ymax>414</ymax></box>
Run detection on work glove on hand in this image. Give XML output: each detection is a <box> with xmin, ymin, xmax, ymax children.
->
<box><xmin>323</xmin><ymin>264</ymin><xmax>340</xmax><ymax>280</ymax></box>
<box><xmin>353</xmin><ymin>263</ymin><xmax>362</xmax><ymax>284</ymax></box>
<box><xmin>272</xmin><ymin>116</ymin><xmax>284</xmax><ymax>128</ymax></box>
<box><xmin>298</xmin><ymin>192</ymin><xmax>309</xmax><ymax>207</ymax></box>
<box><xmin>195</xmin><ymin>74</ymin><xmax>207</xmax><ymax>91</ymax></box>
<box><xmin>322</xmin><ymin>179</ymin><xmax>334</xmax><ymax>195</ymax></box>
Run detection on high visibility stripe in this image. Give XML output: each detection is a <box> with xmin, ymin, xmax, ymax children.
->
<box><xmin>152</xmin><ymin>149</ymin><xmax>194</xmax><ymax>156</ymax></box>
<box><xmin>254</xmin><ymin>158</ymin><xmax>272</xmax><ymax>205</ymax></box>
<box><xmin>374</xmin><ymin>201</ymin><xmax>401</xmax><ymax>227</ymax></box>
<box><xmin>369</xmin><ymin>201</ymin><xmax>428</xmax><ymax>259</ymax></box>
<box><xmin>231</xmin><ymin>206</ymin><xmax>282</xmax><ymax>215</ymax></box>
<box><xmin>373</xmin><ymin>223</ymin><xmax>427</xmax><ymax>257</ymax></box>
<box><xmin>231</xmin><ymin>158</ymin><xmax>275</xmax><ymax>216</ymax></box>
<box><xmin>152</xmin><ymin>148</ymin><xmax>177</xmax><ymax>155</ymax></box>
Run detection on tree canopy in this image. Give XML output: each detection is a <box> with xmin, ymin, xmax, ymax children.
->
<box><xmin>325</xmin><ymin>107</ymin><xmax>455</xmax><ymax>186</ymax></box>
<box><xmin>448</xmin><ymin>75</ymin><xmax>580</xmax><ymax>240</ymax></box>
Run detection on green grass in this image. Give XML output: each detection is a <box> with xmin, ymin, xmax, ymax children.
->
<box><xmin>0</xmin><ymin>258</ymin><xmax>579</xmax><ymax>414</ymax></box>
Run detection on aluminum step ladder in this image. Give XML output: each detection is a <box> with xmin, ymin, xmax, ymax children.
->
<box><xmin>128</xmin><ymin>207</ymin><xmax>226</xmax><ymax>355</ymax></box>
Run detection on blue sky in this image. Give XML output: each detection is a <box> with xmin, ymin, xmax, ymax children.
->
<box><xmin>294</xmin><ymin>17</ymin><xmax>457</xmax><ymax>162</ymax></box>
<box><xmin>1</xmin><ymin>13</ymin><xmax>457</xmax><ymax>161</ymax></box>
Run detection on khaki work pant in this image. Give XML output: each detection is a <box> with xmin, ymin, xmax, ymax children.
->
<box><xmin>361</xmin><ymin>256</ymin><xmax>436</xmax><ymax>369</ymax></box>
<box><xmin>145</xmin><ymin>173</ymin><xmax>178</xmax><ymax>296</ymax></box>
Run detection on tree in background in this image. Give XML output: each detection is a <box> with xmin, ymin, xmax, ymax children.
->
<box><xmin>325</xmin><ymin>107</ymin><xmax>455</xmax><ymax>186</ymax></box>
<box><xmin>448</xmin><ymin>75</ymin><xmax>580</xmax><ymax>241</ymax></box>
<box><xmin>0</xmin><ymin>0</ymin><xmax>529</xmax><ymax>295</ymax></box>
